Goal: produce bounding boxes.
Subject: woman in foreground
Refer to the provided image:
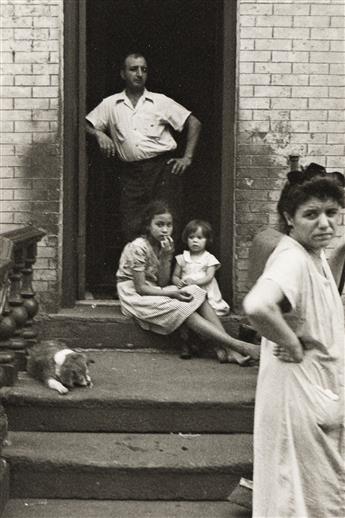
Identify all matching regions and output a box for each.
[243,167,345,517]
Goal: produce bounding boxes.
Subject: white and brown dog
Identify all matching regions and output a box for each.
[27,340,93,394]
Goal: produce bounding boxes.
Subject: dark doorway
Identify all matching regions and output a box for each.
[85,0,225,298]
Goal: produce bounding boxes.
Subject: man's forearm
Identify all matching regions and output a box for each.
[183,114,201,161]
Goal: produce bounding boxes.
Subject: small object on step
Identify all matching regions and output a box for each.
[180,343,192,359]
[227,477,253,510]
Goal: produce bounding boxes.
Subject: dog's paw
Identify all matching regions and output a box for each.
[47,378,69,394]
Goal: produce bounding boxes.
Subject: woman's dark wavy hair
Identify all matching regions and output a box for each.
[277,163,345,233]
[136,200,173,237]
[182,219,213,248]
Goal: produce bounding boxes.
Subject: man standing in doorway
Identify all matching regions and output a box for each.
[86,52,202,242]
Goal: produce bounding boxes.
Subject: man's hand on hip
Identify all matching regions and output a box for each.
[96,131,116,158]
[167,156,192,176]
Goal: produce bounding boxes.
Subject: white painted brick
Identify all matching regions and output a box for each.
[238,121,270,132]
[240,50,271,62]
[1,40,33,52]
[240,16,256,26]
[50,75,59,86]
[293,16,331,27]
[0,167,14,178]
[0,214,14,225]
[1,86,31,97]
[311,4,345,16]
[253,109,290,120]
[290,133,326,144]
[274,27,310,39]
[291,110,328,120]
[32,40,59,52]
[14,28,50,40]
[49,52,59,63]
[0,190,14,201]
[239,98,270,109]
[1,5,15,16]
[49,98,59,109]
[32,132,56,143]
[326,156,345,168]
[33,64,59,74]
[15,121,50,132]
[241,27,273,38]
[330,64,345,74]
[0,53,14,63]
[32,86,59,97]
[311,27,345,40]
[239,85,254,96]
[310,52,344,63]
[240,62,254,73]
[331,16,345,27]
[310,121,345,132]
[0,121,14,132]
[1,17,32,28]
[0,28,14,40]
[256,15,292,26]
[0,99,13,109]
[308,144,344,155]
[15,98,49,109]
[272,74,308,85]
[330,41,345,52]
[0,63,31,74]
[0,110,32,121]
[0,145,15,155]
[241,39,255,51]
[240,4,273,15]
[15,52,50,63]
[329,86,345,97]
[49,121,58,131]
[255,62,292,73]
[255,85,291,96]
[327,134,345,144]
[310,75,345,86]
[272,51,308,62]
[15,75,50,86]
[309,97,345,109]
[292,86,328,97]
[32,109,58,121]
[274,4,310,15]
[0,133,32,144]
[293,40,330,51]
[256,39,292,50]
[293,63,329,74]
[327,110,345,121]
[271,98,308,109]
[287,120,309,132]
[0,75,14,86]
[0,155,25,166]
[14,4,51,16]
[33,16,59,28]
[239,110,253,120]
[240,74,270,85]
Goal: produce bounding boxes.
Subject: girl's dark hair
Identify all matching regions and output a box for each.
[277,163,345,233]
[182,219,213,248]
[137,200,173,236]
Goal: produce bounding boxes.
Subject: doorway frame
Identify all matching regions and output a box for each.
[62,0,237,307]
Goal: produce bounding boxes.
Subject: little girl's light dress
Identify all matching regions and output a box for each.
[175,250,230,316]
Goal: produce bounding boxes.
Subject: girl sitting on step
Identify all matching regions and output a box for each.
[116,200,259,364]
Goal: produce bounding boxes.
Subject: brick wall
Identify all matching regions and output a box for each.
[0,0,63,311]
[235,0,345,309]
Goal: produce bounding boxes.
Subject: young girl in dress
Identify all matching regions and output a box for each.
[172,219,230,316]
[116,200,259,364]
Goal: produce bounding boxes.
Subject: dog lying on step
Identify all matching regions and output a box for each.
[27,340,93,394]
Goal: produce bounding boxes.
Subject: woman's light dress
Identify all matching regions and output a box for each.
[253,235,344,518]
[116,237,206,335]
[175,250,230,316]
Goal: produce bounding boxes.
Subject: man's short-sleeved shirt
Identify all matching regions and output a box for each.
[86,89,191,162]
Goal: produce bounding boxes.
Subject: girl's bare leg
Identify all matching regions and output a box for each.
[185,308,260,361]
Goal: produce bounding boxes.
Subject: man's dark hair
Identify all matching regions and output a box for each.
[121,52,147,71]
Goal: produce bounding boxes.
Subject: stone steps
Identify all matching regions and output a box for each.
[3,499,250,518]
[0,351,257,433]
[2,431,252,500]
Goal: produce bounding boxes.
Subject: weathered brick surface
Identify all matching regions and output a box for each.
[0,0,62,312]
[236,0,345,309]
